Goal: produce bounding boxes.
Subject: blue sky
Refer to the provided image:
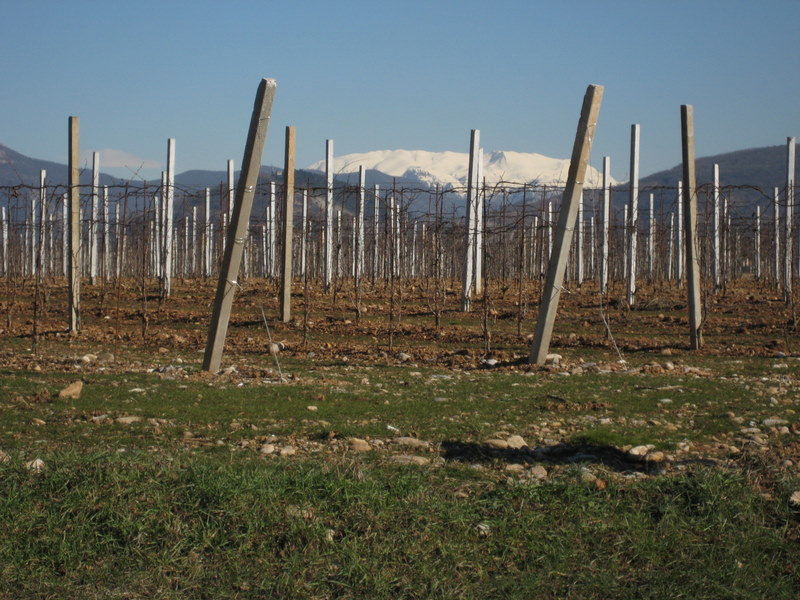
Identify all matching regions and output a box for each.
[2,0,798,181]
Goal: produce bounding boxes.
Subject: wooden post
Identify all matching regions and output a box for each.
[600,156,611,293]
[279,126,296,323]
[626,124,640,306]
[68,116,81,334]
[529,84,604,363]
[681,105,703,350]
[203,78,277,372]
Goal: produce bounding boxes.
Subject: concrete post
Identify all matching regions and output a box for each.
[356,166,365,281]
[676,182,684,284]
[324,140,334,292]
[373,184,380,281]
[785,137,795,300]
[102,185,109,281]
[279,126,295,323]
[90,152,99,284]
[0,206,6,276]
[68,117,81,334]
[268,181,277,277]
[474,150,484,296]
[713,163,721,290]
[529,84,604,363]
[162,139,175,296]
[648,193,655,280]
[600,156,611,293]
[227,159,235,221]
[300,188,308,278]
[774,187,781,288]
[576,191,584,285]
[626,124,640,305]
[203,78,276,372]
[204,188,211,277]
[755,206,761,279]
[681,105,703,350]
[461,129,479,311]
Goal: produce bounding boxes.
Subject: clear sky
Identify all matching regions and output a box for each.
[2,0,798,182]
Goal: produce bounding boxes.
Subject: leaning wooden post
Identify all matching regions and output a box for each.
[279,126,296,323]
[203,78,277,373]
[68,116,81,334]
[680,104,703,350]
[529,84,604,364]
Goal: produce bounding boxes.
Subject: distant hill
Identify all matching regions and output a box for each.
[2,142,794,219]
[631,144,797,214]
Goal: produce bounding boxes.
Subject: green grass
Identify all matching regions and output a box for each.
[1,349,799,598]
[0,452,797,599]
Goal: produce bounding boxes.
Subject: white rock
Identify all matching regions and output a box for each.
[115,416,142,425]
[347,438,372,452]
[628,445,653,457]
[530,465,548,480]
[390,454,430,466]
[58,381,84,399]
[505,435,527,449]
[259,444,276,455]
[483,439,510,450]
[545,353,562,365]
[279,446,297,457]
[392,436,429,449]
[790,491,800,506]
[25,458,45,473]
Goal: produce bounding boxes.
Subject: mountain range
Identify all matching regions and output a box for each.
[1,142,794,214]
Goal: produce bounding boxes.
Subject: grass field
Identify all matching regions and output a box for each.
[0,277,799,598]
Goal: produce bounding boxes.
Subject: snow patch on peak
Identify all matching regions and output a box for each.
[307,148,614,188]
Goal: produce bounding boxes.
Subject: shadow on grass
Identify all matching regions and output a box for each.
[440,440,671,475]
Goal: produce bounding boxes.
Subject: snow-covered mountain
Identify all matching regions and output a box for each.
[307,149,615,189]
